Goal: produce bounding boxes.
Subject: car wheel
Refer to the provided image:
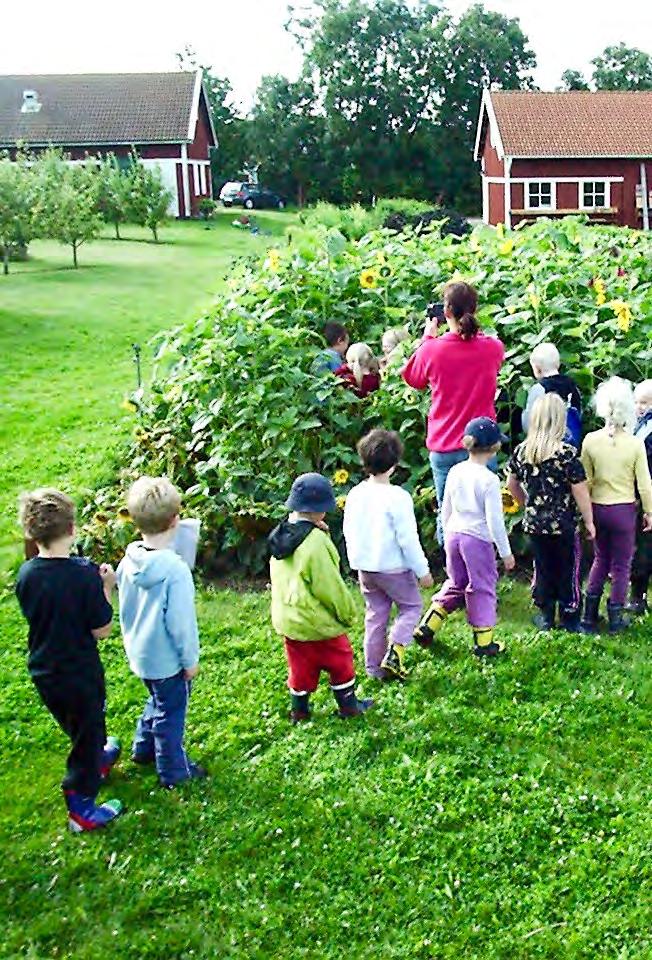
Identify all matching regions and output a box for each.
[277,199,286,210]
[222,201,232,207]
[244,198,255,210]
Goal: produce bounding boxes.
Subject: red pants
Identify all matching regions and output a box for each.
[284,634,355,694]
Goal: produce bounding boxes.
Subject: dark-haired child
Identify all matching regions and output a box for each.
[344,430,433,681]
[311,322,350,376]
[15,488,123,832]
[414,418,514,657]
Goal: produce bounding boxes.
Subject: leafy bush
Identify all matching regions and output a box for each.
[383,206,471,239]
[301,199,469,241]
[83,217,652,573]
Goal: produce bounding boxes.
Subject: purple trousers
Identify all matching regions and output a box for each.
[358,570,423,678]
[587,502,637,604]
[435,532,498,627]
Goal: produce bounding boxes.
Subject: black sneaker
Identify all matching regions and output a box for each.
[160,762,208,789]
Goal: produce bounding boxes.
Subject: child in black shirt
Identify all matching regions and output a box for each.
[15,489,124,833]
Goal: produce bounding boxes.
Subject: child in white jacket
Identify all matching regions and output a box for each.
[344,430,433,681]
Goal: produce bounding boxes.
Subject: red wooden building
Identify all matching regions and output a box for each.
[0,71,217,217]
[474,89,652,230]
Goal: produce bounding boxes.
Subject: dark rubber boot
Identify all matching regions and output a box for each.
[607,602,631,633]
[532,603,555,631]
[558,604,581,633]
[626,576,649,615]
[580,593,602,633]
[332,683,374,718]
[290,692,311,723]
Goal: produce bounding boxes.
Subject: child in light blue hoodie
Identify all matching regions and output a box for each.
[117,477,206,789]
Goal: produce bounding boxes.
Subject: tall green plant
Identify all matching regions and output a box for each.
[0,152,39,275]
[96,155,130,239]
[33,151,102,268]
[126,158,172,242]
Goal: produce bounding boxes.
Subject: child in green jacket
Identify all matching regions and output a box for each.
[269,473,374,723]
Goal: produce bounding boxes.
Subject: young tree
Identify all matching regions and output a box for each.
[558,69,590,91]
[0,153,39,275]
[34,150,102,268]
[126,159,172,242]
[96,155,130,239]
[591,43,652,91]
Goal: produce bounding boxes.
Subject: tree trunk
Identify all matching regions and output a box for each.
[2,246,8,276]
[115,222,121,240]
[297,182,304,208]
[72,242,78,268]
[152,224,158,243]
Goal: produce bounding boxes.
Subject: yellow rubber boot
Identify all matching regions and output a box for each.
[472,627,505,658]
[414,602,448,648]
[380,642,409,681]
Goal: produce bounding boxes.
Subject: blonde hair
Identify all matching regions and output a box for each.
[523,393,566,465]
[594,377,636,436]
[530,342,560,375]
[18,488,75,546]
[462,436,501,454]
[346,342,380,387]
[634,379,652,403]
[381,327,408,356]
[127,476,181,534]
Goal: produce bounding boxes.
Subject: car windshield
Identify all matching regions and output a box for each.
[222,182,244,192]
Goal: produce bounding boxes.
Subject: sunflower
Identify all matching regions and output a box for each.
[501,488,520,515]
[333,469,350,486]
[336,495,347,510]
[498,238,514,256]
[121,397,138,413]
[266,248,281,272]
[360,268,379,289]
[609,299,632,333]
[117,507,131,521]
[529,292,540,310]
[94,513,110,526]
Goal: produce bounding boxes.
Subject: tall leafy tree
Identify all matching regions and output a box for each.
[126,158,172,242]
[558,69,590,91]
[96,155,130,239]
[591,43,652,90]
[34,151,102,268]
[0,152,39,275]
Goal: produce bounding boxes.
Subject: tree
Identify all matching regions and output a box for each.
[0,153,39,275]
[126,159,172,242]
[34,151,102,268]
[591,43,652,91]
[96,155,130,239]
[558,69,590,91]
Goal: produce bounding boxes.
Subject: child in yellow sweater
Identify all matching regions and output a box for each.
[581,378,652,632]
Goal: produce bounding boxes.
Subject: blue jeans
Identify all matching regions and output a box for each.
[430,450,498,545]
[133,671,192,785]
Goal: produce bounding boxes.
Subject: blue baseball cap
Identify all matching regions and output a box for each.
[286,473,336,513]
[464,417,509,446]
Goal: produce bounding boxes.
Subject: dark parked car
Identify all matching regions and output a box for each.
[219,181,286,210]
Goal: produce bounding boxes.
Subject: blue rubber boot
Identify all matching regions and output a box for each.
[100,736,122,781]
[64,790,124,833]
[332,682,374,718]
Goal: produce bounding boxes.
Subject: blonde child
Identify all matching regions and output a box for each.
[380,327,409,369]
[335,342,381,398]
[414,417,514,658]
[629,380,652,612]
[343,429,433,682]
[581,378,652,632]
[508,394,594,632]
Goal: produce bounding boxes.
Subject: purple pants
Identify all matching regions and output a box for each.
[358,570,423,678]
[435,532,498,627]
[587,502,637,604]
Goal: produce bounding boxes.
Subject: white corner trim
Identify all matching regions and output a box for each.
[180,143,191,217]
[504,157,512,229]
[641,163,650,230]
[481,174,489,224]
[473,88,505,163]
[187,69,203,142]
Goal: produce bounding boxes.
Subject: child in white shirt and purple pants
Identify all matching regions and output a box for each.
[414,417,515,657]
[344,430,433,681]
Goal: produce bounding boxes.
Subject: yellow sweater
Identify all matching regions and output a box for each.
[581,429,652,511]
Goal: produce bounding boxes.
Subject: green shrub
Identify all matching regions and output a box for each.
[83,217,652,573]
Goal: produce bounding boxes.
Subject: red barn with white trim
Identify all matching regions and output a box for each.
[474,89,652,231]
[0,71,217,218]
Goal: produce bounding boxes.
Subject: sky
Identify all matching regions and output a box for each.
[2,0,651,110]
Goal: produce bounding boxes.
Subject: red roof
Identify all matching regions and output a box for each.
[479,90,652,159]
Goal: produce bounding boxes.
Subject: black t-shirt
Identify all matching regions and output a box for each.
[508,442,586,536]
[15,556,112,678]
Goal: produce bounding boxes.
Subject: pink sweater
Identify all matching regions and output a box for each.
[402,332,504,453]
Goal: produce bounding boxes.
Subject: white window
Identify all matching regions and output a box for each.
[192,163,200,196]
[581,180,609,209]
[526,181,555,210]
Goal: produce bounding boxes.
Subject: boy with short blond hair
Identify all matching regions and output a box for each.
[117,476,206,788]
[15,488,123,832]
[522,342,582,442]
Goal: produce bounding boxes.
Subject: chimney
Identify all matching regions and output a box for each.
[21,90,42,114]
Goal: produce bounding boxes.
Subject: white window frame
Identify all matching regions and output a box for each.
[199,164,206,194]
[524,180,556,211]
[192,163,200,196]
[580,179,610,210]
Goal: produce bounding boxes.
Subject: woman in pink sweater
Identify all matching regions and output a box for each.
[402,282,504,543]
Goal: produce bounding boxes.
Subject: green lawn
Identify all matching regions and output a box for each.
[0,217,651,959]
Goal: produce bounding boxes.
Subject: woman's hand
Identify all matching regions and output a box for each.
[423,317,439,339]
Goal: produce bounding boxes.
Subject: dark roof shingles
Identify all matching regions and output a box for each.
[0,72,197,146]
[490,90,652,158]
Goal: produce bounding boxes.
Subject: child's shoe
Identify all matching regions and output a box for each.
[472,627,505,658]
[558,604,581,633]
[160,762,208,790]
[332,682,374,718]
[64,790,123,833]
[532,603,555,631]
[413,602,448,647]
[100,736,122,781]
[380,642,408,681]
[290,692,311,723]
[580,593,602,633]
[607,602,631,633]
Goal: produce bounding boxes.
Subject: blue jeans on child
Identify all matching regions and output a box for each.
[430,450,498,545]
[133,671,192,785]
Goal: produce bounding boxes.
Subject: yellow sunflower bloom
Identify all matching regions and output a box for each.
[501,489,520,515]
[121,398,138,413]
[333,469,350,486]
[529,292,541,309]
[609,299,632,333]
[266,249,281,272]
[596,292,607,306]
[499,238,514,256]
[507,305,517,315]
[360,269,379,289]
[336,495,347,510]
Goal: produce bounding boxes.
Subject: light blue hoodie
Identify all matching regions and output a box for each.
[117,542,199,680]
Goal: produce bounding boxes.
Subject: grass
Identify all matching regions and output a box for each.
[0,216,651,959]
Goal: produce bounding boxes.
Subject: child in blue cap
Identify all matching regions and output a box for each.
[268,473,374,722]
[414,418,515,657]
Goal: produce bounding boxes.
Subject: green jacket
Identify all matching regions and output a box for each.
[269,521,357,641]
